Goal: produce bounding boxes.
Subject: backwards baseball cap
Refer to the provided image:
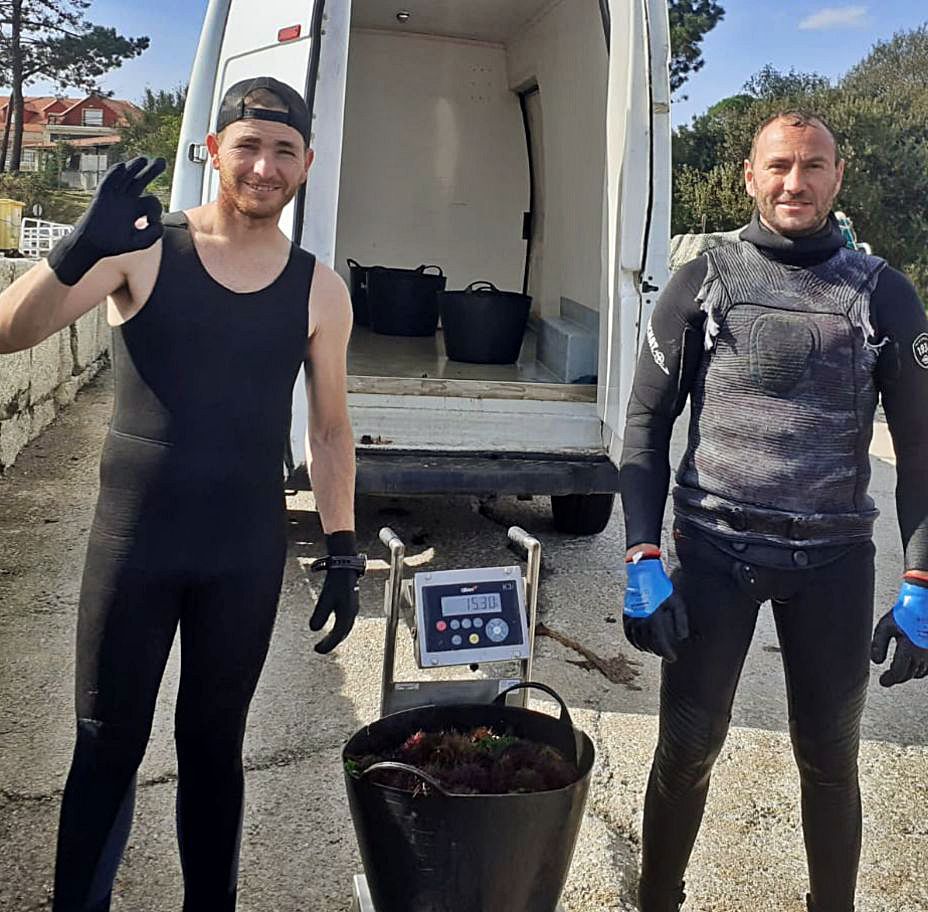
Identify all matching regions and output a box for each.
[215,76,311,146]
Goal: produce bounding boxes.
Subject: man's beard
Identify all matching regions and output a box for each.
[758,195,835,238]
[218,169,299,221]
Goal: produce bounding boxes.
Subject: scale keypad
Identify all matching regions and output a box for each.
[415,567,529,668]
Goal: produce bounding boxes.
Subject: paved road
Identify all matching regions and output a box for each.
[1,371,925,911]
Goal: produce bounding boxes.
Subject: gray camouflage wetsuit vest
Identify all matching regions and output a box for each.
[673,241,887,547]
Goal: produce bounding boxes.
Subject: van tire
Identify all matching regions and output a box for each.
[550,493,615,535]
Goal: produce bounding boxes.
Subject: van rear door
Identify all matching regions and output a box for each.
[171,0,329,247]
[598,0,672,465]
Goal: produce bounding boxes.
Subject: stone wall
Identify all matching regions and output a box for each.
[0,259,110,471]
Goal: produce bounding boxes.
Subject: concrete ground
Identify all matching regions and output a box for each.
[0,370,925,911]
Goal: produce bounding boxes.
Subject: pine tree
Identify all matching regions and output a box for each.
[0,0,148,171]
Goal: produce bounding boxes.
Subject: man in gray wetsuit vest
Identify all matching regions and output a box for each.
[618,112,928,911]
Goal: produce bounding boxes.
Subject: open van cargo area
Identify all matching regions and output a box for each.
[335,0,609,396]
[172,0,671,529]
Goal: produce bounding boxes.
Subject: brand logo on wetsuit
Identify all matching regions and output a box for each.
[914,333,928,370]
[647,317,670,376]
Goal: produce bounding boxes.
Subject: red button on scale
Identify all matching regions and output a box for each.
[436,620,448,632]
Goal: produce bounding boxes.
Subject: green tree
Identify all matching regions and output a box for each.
[0,0,149,171]
[113,86,186,196]
[40,136,73,186]
[842,25,928,100]
[742,64,831,101]
[669,0,726,96]
[673,161,753,234]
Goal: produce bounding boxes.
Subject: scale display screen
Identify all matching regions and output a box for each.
[441,593,502,617]
[415,566,528,668]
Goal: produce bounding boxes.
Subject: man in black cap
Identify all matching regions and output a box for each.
[619,111,928,911]
[0,77,361,910]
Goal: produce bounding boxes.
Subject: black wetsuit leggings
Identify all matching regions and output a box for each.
[640,527,875,912]
[52,535,284,912]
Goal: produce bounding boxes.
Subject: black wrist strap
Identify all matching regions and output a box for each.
[310,554,367,576]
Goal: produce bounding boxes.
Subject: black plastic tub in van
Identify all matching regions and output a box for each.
[346,258,372,325]
[438,280,532,364]
[343,683,594,912]
[367,264,446,336]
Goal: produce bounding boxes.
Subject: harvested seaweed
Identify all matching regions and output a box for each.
[346,725,579,795]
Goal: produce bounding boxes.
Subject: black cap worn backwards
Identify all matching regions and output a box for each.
[215,76,311,146]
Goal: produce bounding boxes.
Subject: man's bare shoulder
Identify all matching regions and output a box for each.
[182,203,220,234]
[309,260,351,335]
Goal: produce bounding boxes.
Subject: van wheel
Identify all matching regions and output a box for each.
[550,493,616,535]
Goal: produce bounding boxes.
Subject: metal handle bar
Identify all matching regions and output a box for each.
[380,526,403,549]
[508,526,536,555]
[380,527,406,717]
[506,527,542,703]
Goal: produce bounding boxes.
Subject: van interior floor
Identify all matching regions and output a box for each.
[347,325,595,400]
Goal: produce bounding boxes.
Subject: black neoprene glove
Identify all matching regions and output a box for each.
[309,531,364,654]
[47,156,166,286]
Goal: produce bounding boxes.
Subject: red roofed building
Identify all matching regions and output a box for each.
[0,93,142,189]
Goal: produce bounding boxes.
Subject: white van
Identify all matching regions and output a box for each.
[171,0,671,534]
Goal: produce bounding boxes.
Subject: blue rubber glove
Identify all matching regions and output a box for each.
[623,557,689,662]
[871,580,928,687]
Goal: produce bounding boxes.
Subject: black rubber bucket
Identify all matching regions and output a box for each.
[368,264,446,336]
[346,258,372,325]
[438,281,532,364]
[343,683,595,912]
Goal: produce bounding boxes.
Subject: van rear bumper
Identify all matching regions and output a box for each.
[288,450,620,496]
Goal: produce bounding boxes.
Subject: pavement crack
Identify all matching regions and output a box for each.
[536,622,641,689]
[476,497,508,529]
[1,787,61,804]
[0,742,347,805]
[137,740,347,789]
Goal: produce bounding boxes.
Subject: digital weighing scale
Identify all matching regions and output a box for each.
[351,525,565,912]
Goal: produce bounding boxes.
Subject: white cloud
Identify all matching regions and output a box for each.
[799,5,869,30]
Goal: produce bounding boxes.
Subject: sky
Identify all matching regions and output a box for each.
[672,1,927,125]
[19,1,928,127]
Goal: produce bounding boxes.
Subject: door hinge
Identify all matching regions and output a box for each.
[522,211,533,241]
[187,143,208,164]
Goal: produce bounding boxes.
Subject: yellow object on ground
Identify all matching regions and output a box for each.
[0,198,24,251]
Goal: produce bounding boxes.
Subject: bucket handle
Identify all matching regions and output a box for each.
[465,280,499,293]
[359,761,451,796]
[416,264,444,276]
[493,682,574,729]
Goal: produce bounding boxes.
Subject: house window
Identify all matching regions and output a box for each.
[82,108,104,126]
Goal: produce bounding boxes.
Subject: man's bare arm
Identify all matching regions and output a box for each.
[305,262,356,533]
[0,157,166,354]
[0,257,128,354]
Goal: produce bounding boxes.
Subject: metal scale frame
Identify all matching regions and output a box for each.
[351,525,564,912]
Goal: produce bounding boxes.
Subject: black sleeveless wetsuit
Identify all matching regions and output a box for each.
[53,214,315,912]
